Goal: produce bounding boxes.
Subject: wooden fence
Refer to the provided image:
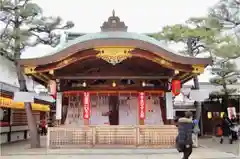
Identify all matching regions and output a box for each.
[47,125,178,148]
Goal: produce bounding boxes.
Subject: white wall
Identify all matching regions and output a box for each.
[0,55,46,92]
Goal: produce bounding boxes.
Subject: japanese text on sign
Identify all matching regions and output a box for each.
[138,92,146,120]
[83,92,90,119]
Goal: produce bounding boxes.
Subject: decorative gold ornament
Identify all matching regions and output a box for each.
[112,81,117,87]
[24,66,36,74]
[82,81,87,87]
[95,47,134,65]
[49,70,54,75]
[56,57,76,68]
[160,59,166,64]
[152,58,173,68]
[174,70,179,74]
[192,65,204,74]
[142,81,146,87]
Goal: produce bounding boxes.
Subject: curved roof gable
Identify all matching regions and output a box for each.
[19,11,212,66]
[45,31,184,57]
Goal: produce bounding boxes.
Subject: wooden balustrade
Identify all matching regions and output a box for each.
[47,125,178,148]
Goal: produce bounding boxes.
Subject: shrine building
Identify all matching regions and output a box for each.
[18,11,212,148]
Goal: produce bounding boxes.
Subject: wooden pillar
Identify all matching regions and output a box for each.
[159,97,167,124]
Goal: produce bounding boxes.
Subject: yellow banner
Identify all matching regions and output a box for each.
[0,96,50,112]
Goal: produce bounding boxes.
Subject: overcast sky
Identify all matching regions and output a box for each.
[22,0,220,84]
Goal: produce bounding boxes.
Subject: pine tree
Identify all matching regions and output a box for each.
[0,0,74,148]
[210,59,239,108]
[208,0,240,59]
[209,0,240,31]
[148,17,219,134]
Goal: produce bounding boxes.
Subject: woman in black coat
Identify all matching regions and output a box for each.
[176,111,194,159]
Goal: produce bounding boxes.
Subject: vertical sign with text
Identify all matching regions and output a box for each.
[83,92,90,119]
[227,107,236,119]
[56,92,62,120]
[138,92,146,120]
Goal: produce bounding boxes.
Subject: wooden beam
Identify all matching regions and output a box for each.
[32,74,48,84]
[63,90,164,95]
[60,85,167,92]
[38,73,51,81]
[57,76,170,80]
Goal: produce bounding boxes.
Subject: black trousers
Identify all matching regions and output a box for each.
[182,144,192,159]
[41,127,47,135]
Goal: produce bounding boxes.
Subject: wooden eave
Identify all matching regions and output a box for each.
[19,38,212,87]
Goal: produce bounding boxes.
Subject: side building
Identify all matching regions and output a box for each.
[0,55,54,144]
[174,81,240,135]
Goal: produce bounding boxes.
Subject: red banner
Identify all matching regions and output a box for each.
[138,92,146,120]
[83,92,90,119]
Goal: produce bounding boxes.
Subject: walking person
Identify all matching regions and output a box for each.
[41,117,47,136]
[176,111,194,159]
[230,116,238,142]
[220,114,233,144]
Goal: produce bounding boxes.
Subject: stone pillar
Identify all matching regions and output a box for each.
[56,92,62,121]
[165,92,174,124]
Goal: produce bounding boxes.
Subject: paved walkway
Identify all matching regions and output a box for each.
[0,137,239,159]
[199,137,239,155]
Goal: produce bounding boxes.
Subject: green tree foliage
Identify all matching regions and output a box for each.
[148,17,219,134]
[212,38,240,59]
[0,0,74,148]
[148,17,220,56]
[209,0,240,30]
[0,0,74,60]
[208,0,240,59]
[209,59,239,107]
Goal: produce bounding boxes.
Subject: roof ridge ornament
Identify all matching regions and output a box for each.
[112,9,115,17]
[100,10,128,32]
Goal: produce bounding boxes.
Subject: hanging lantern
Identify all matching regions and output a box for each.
[171,80,181,96]
[220,112,225,118]
[207,112,212,119]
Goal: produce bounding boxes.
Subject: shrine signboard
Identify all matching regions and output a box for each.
[83,92,90,119]
[138,92,146,120]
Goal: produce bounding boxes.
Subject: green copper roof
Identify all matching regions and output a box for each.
[42,31,183,57]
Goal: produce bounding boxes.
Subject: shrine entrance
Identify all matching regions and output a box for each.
[108,95,119,125]
[61,90,165,126]
[19,11,212,148]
